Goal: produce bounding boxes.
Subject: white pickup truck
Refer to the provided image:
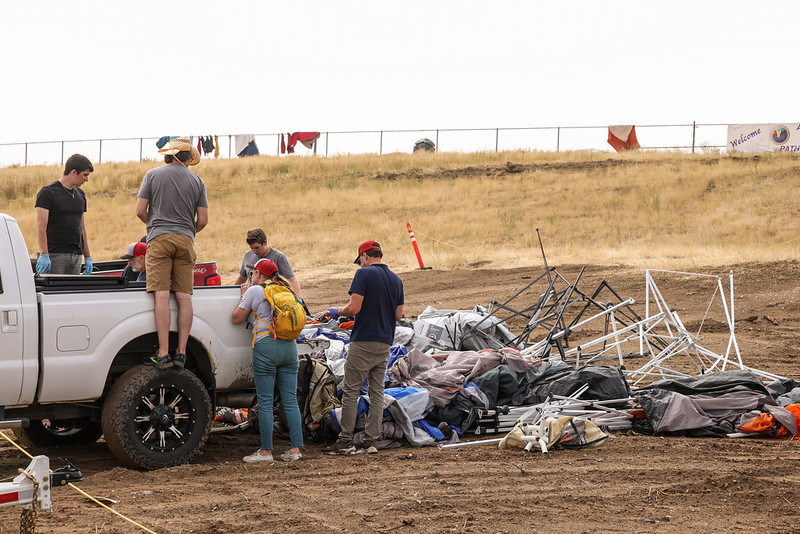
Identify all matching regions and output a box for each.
[0,212,265,469]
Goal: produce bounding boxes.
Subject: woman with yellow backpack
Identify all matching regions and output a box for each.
[232,259,305,462]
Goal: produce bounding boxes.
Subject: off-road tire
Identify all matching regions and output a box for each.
[102,365,212,470]
[19,418,103,447]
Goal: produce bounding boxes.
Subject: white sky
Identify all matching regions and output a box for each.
[0,1,796,150]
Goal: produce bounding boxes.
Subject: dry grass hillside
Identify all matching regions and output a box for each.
[2,150,799,282]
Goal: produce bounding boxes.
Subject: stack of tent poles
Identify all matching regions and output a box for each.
[442,385,634,452]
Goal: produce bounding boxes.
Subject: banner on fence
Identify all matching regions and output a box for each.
[607,125,640,152]
[727,123,800,153]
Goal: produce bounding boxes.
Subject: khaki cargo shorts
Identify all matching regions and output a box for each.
[145,233,196,294]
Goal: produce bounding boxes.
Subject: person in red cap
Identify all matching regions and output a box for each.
[322,240,404,456]
[231,258,304,463]
[120,241,147,282]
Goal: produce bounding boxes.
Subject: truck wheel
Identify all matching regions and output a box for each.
[21,418,103,447]
[102,366,212,470]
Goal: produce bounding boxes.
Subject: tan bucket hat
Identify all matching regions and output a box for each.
[158,137,201,166]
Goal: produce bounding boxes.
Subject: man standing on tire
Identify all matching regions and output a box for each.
[136,138,208,369]
[323,240,404,455]
[34,154,94,275]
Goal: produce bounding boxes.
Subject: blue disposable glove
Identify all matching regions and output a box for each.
[328,307,339,320]
[82,257,93,275]
[35,254,51,274]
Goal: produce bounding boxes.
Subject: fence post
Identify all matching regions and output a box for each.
[435,130,439,152]
[495,128,499,152]
[380,130,383,155]
[98,139,102,164]
[61,141,64,166]
[228,135,232,158]
[325,132,329,158]
[139,138,143,161]
[556,127,561,152]
[24,143,28,167]
[692,121,696,153]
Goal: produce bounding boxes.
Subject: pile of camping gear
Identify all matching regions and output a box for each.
[217,266,800,451]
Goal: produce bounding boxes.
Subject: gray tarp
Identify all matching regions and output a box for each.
[632,370,798,436]
[513,365,631,406]
[472,359,572,407]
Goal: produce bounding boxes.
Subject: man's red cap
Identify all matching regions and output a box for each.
[354,240,381,264]
[120,241,147,259]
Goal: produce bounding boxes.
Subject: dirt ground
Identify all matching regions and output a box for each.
[2,261,800,533]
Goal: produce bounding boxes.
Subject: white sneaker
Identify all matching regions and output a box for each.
[243,450,274,463]
[280,451,302,462]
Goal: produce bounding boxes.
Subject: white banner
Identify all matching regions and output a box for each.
[727,123,800,152]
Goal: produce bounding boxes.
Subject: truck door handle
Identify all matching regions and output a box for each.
[3,310,18,327]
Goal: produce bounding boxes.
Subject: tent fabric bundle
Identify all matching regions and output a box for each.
[513,365,631,406]
[765,378,800,406]
[416,305,519,351]
[498,416,608,450]
[386,348,539,408]
[607,125,640,151]
[631,370,796,437]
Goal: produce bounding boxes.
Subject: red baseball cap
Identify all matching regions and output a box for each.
[120,241,147,259]
[354,240,381,264]
[249,258,278,277]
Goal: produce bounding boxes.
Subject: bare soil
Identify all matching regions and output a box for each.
[2,261,800,533]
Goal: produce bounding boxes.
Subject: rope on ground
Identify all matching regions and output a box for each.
[417,231,800,258]
[0,430,158,534]
[754,235,800,253]
[412,230,473,254]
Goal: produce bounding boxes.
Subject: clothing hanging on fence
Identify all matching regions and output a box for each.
[156,136,178,149]
[280,134,286,154]
[200,136,215,155]
[235,134,260,157]
[284,132,320,154]
[214,135,219,158]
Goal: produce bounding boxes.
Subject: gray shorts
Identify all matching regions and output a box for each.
[48,253,81,275]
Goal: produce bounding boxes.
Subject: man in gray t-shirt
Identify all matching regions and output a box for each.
[135,137,208,370]
[233,228,302,297]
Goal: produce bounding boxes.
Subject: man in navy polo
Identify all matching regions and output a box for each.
[323,240,404,455]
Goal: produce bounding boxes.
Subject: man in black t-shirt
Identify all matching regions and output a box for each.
[34,154,94,275]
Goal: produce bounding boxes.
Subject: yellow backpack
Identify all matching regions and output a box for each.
[251,282,307,344]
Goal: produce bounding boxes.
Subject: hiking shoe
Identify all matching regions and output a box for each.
[144,352,172,370]
[243,450,274,463]
[280,451,302,462]
[363,441,378,455]
[172,353,187,370]
[323,439,361,455]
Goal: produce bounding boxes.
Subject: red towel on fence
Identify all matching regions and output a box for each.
[286,132,320,153]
